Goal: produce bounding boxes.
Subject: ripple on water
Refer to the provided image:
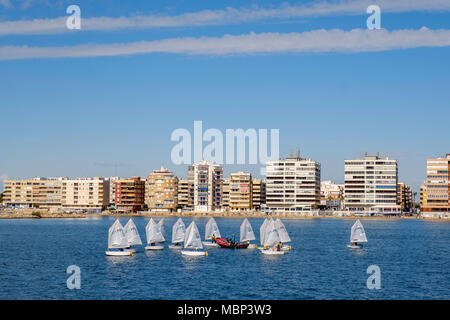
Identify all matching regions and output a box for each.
[0,217,448,299]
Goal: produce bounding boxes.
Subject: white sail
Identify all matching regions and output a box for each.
[275,219,291,243]
[172,218,186,244]
[350,220,368,243]
[108,219,128,249]
[263,220,281,248]
[263,218,275,245]
[260,218,269,245]
[205,218,221,240]
[184,222,204,250]
[240,218,256,243]
[146,218,165,244]
[124,218,143,246]
[157,218,165,237]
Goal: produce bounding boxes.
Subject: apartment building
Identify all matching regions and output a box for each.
[222,178,230,209]
[145,167,178,213]
[3,177,66,208]
[320,180,344,209]
[420,184,426,209]
[177,178,193,210]
[344,154,400,214]
[115,177,145,212]
[229,172,252,212]
[61,178,109,212]
[252,179,266,210]
[265,154,321,213]
[397,182,413,212]
[107,177,120,207]
[421,154,450,216]
[189,160,223,212]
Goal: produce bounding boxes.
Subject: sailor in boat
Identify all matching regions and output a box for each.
[211,235,216,243]
[276,242,282,251]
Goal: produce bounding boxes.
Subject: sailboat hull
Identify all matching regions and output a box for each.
[146,245,164,251]
[215,238,250,249]
[347,244,363,249]
[202,241,219,247]
[181,250,208,257]
[261,249,285,255]
[105,250,133,256]
[169,244,183,249]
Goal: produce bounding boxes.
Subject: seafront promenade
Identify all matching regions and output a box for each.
[1,208,447,221]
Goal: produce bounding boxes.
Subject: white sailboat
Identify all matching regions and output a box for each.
[348,220,368,249]
[145,218,165,250]
[181,222,208,257]
[124,218,143,252]
[259,218,269,247]
[105,219,133,256]
[261,219,284,255]
[240,218,257,249]
[275,219,292,252]
[157,218,165,234]
[259,218,275,251]
[203,217,221,247]
[169,218,186,249]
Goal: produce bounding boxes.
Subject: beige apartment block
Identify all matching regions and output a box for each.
[252,179,266,210]
[229,172,253,212]
[266,154,321,213]
[222,178,230,209]
[320,180,344,209]
[321,180,344,200]
[3,177,66,208]
[177,178,193,210]
[61,178,109,212]
[145,167,178,213]
[420,184,426,208]
[421,154,450,215]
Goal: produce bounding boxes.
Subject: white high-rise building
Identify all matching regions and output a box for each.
[265,154,321,213]
[344,154,400,214]
[188,160,223,212]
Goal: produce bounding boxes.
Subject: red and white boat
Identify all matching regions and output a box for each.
[215,237,250,249]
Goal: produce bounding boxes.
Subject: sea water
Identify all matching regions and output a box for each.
[0,217,448,300]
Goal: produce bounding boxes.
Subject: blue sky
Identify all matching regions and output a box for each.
[1,0,450,193]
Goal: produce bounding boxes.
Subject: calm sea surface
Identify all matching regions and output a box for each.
[0,217,448,300]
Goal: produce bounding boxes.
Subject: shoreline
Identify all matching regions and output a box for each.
[0,213,87,219]
[1,210,448,222]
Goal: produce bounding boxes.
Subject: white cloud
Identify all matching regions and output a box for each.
[0,27,449,60]
[1,0,450,35]
[0,0,12,8]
